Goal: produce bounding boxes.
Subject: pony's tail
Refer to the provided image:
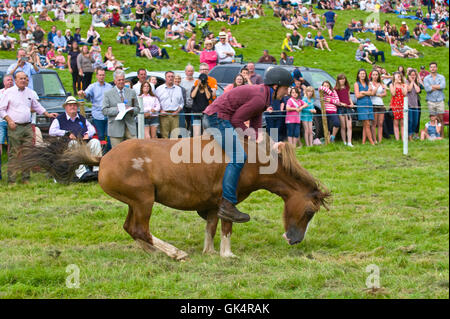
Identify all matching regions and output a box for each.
[11,137,102,183]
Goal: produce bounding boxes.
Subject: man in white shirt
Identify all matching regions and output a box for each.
[0,74,13,180]
[215,31,235,64]
[132,69,148,95]
[155,71,184,138]
[49,96,101,182]
[180,64,196,133]
[0,29,16,51]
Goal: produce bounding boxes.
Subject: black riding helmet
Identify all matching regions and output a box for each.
[264,67,294,87]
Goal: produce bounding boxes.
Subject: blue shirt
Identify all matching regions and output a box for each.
[84,81,113,120]
[324,11,336,23]
[423,73,446,102]
[53,35,67,49]
[47,31,57,43]
[7,61,39,90]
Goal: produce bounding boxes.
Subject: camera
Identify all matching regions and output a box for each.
[199,73,208,85]
[20,56,29,62]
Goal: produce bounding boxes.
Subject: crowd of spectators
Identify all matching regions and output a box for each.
[0,0,448,183]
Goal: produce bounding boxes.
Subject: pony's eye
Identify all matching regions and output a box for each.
[305,210,315,218]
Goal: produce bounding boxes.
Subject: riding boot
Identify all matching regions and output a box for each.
[218,198,250,223]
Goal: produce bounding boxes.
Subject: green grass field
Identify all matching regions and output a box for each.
[0,5,449,299]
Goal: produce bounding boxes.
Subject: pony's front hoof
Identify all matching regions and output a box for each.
[220,251,238,258]
[202,248,217,255]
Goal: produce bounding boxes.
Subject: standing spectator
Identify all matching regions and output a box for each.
[323,9,337,40]
[155,71,184,139]
[215,31,235,64]
[406,69,422,141]
[301,86,316,147]
[77,45,95,90]
[319,81,341,143]
[195,63,218,99]
[224,74,246,93]
[140,81,161,139]
[389,72,408,141]
[48,96,102,182]
[102,69,139,148]
[132,69,149,96]
[174,74,188,136]
[68,41,82,95]
[369,70,387,144]
[0,72,57,184]
[191,73,212,137]
[199,39,218,70]
[258,49,277,64]
[247,62,263,85]
[78,68,113,151]
[424,62,446,124]
[355,68,375,145]
[335,74,354,147]
[419,65,430,82]
[285,87,305,147]
[180,64,196,133]
[7,48,40,90]
[0,74,14,180]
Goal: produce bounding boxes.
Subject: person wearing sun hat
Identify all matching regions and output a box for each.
[214,31,235,64]
[49,96,102,182]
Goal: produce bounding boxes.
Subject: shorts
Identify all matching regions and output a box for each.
[0,121,7,144]
[326,22,335,29]
[327,112,340,129]
[337,106,354,116]
[373,105,386,114]
[145,116,159,126]
[286,123,301,138]
[427,100,445,116]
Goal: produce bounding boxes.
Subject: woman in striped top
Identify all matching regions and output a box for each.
[319,81,341,143]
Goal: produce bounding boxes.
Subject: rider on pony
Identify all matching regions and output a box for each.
[203,67,293,223]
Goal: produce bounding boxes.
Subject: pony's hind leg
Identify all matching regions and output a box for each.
[202,210,219,254]
[220,220,237,258]
[128,199,188,261]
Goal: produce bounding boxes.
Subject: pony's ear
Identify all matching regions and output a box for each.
[273,142,285,154]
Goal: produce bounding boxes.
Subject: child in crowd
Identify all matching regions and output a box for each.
[54,48,66,69]
[301,86,316,147]
[420,114,443,141]
[285,87,305,147]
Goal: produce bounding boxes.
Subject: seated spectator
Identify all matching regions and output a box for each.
[226,29,244,48]
[92,9,106,28]
[172,21,187,40]
[55,48,66,69]
[116,26,130,45]
[291,29,303,50]
[418,28,434,47]
[355,44,373,64]
[344,23,360,43]
[111,8,126,28]
[46,45,57,66]
[258,49,277,64]
[104,46,124,71]
[0,29,16,50]
[90,39,104,69]
[420,114,443,141]
[363,39,385,63]
[279,51,293,65]
[64,29,74,51]
[183,33,200,55]
[54,7,65,21]
[304,32,316,47]
[121,3,132,21]
[136,38,152,59]
[281,33,293,52]
[375,25,386,42]
[12,14,25,33]
[39,7,53,22]
[399,21,410,42]
[422,14,433,29]
[49,96,101,182]
[165,24,180,41]
[397,42,420,58]
[315,31,332,51]
[431,28,446,47]
[148,40,170,59]
[27,15,37,33]
[390,39,407,57]
[53,30,68,52]
[199,40,217,71]
[87,26,102,45]
[228,12,239,25]
[35,44,52,68]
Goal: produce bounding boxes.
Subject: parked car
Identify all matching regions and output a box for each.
[0,59,70,132]
[209,63,361,138]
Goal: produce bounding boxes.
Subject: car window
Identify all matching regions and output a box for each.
[303,71,336,89]
[209,66,241,84]
[33,73,66,96]
[255,68,265,79]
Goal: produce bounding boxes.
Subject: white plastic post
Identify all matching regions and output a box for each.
[403,96,408,155]
[137,96,145,139]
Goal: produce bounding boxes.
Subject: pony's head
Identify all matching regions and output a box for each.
[275,142,331,245]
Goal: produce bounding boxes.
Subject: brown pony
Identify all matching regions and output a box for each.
[16,135,331,260]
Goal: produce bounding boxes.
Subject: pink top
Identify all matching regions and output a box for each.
[319,86,340,114]
[141,94,161,116]
[55,55,66,66]
[0,85,46,123]
[200,50,218,70]
[285,97,304,124]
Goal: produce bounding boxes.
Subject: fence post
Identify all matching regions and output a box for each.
[403,96,408,155]
[137,96,145,139]
[319,90,330,144]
